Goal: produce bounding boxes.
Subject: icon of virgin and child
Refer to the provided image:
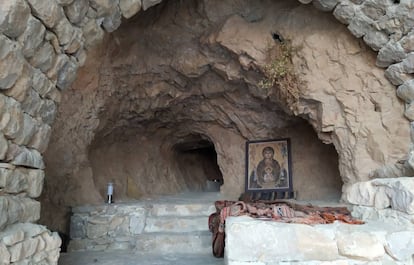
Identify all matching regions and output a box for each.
[249,145,288,189]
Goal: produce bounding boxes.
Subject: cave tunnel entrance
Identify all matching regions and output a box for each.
[173,134,224,192]
[39,0,357,236]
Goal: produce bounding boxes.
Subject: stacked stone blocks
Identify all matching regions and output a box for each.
[0,223,61,265]
[68,201,215,254]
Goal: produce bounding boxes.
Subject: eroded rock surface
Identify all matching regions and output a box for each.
[41,0,409,233]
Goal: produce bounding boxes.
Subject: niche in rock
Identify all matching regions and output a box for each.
[88,129,225,202]
[40,0,375,234]
[173,134,223,192]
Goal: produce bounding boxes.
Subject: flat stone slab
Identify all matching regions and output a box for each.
[135,231,211,254]
[225,216,414,264]
[149,203,216,217]
[58,251,224,265]
[144,216,208,233]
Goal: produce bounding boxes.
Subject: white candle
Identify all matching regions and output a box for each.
[107,183,113,196]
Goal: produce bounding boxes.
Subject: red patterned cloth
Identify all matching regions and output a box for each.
[208,200,364,258]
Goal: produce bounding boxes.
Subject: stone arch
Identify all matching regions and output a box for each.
[0,0,413,263]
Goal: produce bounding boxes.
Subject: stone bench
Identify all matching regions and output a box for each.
[225,212,414,265]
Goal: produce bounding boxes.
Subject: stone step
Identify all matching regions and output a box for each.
[68,193,225,253]
[149,202,216,217]
[58,251,224,265]
[135,231,212,254]
[144,216,209,233]
[68,231,213,254]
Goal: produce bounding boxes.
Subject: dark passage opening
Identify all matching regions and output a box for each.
[173,135,223,192]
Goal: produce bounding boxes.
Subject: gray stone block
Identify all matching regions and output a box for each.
[1,96,24,140]
[26,0,64,28]
[0,242,10,265]
[86,222,110,239]
[400,30,414,52]
[119,0,142,19]
[385,63,412,86]
[0,196,41,230]
[363,30,389,51]
[64,0,89,25]
[82,18,105,49]
[142,0,162,11]
[385,231,414,261]
[29,41,56,74]
[64,27,83,54]
[69,215,87,239]
[38,99,57,125]
[404,103,414,122]
[0,0,31,38]
[13,114,38,146]
[397,79,414,103]
[4,167,28,194]
[0,197,8,230]
[144,216,208,233]
[0,132,7,160]
[226,216,339,263]
[0,227,24,246]
[52,17,75,46]
[134,231,211,254]
[361,1,386,20]
[18,16,46,59]
[347,15,372,38]
[377,41,407,68]
[0,36,24,90]
[333,2,356,25]
[25,168,45,198]
[10,145,45,169]
[4,63,33,103]
[102,6,122,33]
[90,0,119,17]
[41,231,61,251]
[312,0,339,12]
[401,52,414,73]
[21,89,42,117]
[27,123,51,153]
[149,203,215,217]
[129,213,146,235]
[337,231,385,260]
[32,69,53,98]
[56,57,79,90]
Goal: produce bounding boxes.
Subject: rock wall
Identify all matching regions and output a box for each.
[0,0,413,263]
[41,0,412,235]
[41,1,345,232]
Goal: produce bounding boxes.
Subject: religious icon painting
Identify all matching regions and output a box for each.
[245,138,293,193]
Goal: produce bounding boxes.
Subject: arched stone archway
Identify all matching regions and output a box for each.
[0,0,413,263]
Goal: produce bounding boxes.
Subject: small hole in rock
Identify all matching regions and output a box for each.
[272,32,284,43]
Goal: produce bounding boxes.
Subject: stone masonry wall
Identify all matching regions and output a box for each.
[67,201,215,253]
[0,0,413,263]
